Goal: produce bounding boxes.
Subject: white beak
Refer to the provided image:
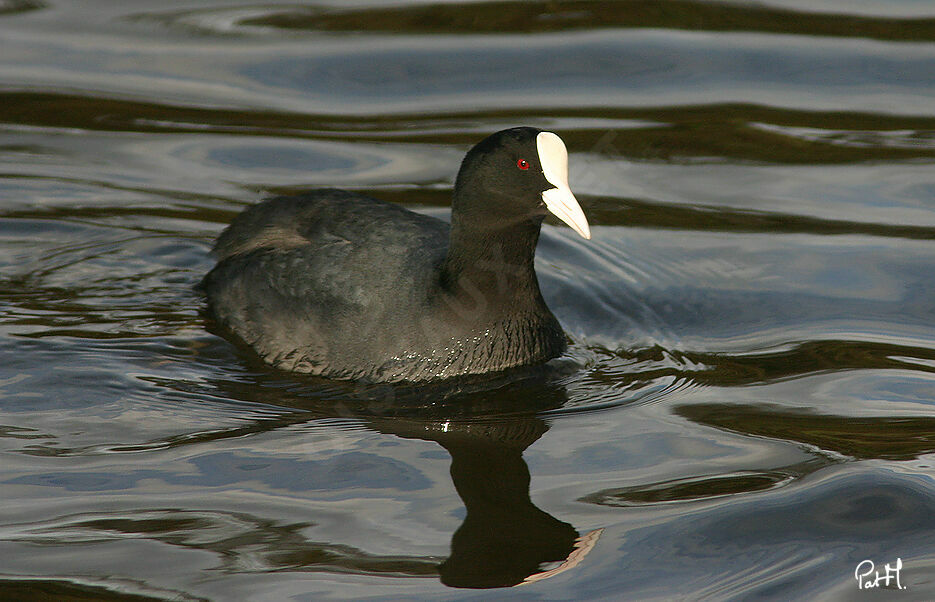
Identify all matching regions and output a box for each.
[537,131,591,240]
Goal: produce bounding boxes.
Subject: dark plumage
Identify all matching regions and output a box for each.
[201,127,591,382]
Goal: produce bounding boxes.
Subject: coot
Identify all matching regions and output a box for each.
[202,127,591,382]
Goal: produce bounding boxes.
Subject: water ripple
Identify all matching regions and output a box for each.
[139,1,935,42]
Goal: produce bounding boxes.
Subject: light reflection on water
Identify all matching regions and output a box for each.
[1,0,935,599]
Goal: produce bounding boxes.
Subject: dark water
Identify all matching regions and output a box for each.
[2,0,935,599]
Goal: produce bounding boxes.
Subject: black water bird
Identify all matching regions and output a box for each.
[201,127,591,382]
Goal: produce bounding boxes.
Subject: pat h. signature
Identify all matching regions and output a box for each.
[855,558,907,590]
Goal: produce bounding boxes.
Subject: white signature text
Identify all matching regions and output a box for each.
[855,558,906,590]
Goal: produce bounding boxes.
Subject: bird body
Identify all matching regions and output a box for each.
[202,128,590,383]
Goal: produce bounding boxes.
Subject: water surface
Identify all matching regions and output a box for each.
[2,1,935,599]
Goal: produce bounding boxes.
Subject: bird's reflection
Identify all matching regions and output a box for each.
[40,360,599,588]
[223,366,599,588]
[24,396,600,589]
[371,412,582,588]
[336,370,598,588]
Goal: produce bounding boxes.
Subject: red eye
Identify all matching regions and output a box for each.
[517,158,529,170]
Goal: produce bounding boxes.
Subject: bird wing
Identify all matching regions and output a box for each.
[201,190,448,374]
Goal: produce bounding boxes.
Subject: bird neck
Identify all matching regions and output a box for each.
[441,212,546,311]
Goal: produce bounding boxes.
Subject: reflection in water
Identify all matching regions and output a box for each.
[581,465,813,507]
[9,507,438,579]
[676,403,935,461]
[3,92,935,166]
[238,1,935,41]
[614,340,935,389]
[0,577,191,602]
[6,383,596,589]
[319,384,601,588]
[382,416,582,588]
[0,0,43,17]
